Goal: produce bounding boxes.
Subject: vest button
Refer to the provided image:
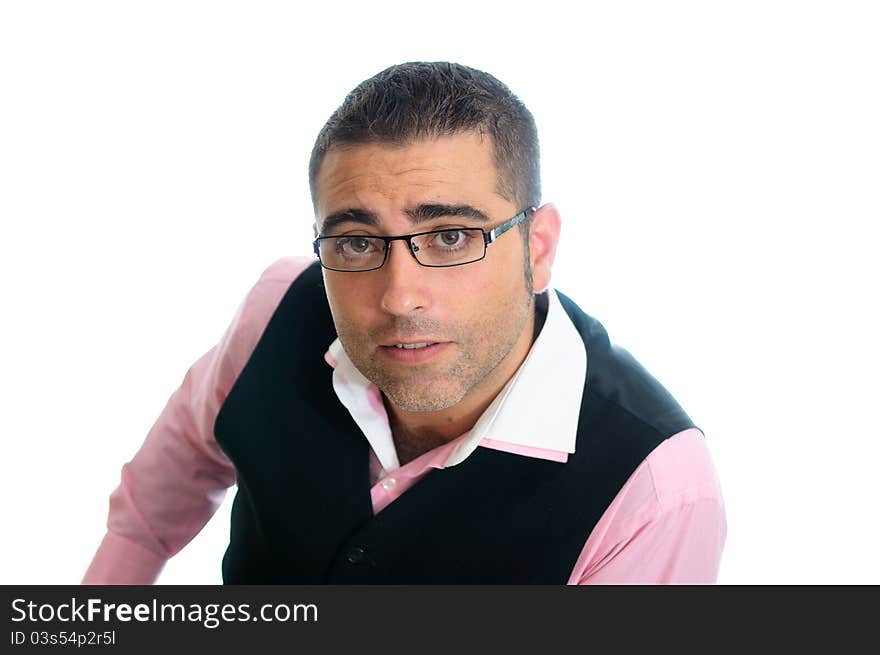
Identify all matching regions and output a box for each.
[346,546,368,564]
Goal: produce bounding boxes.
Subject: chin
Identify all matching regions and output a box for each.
[382,382,465,413]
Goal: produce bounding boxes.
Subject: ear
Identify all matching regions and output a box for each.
[312,222,318,238]
[528,203,562,293]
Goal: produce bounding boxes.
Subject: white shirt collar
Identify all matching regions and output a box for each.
[326,288,587,470]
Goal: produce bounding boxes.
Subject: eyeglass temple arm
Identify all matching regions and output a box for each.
[485,207,537,244]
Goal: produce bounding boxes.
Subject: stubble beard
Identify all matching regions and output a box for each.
[336,262,536,413]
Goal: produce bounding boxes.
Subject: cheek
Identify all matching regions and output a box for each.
[453,271,515,321]
[324,276,366,328]
[485,247,526,293]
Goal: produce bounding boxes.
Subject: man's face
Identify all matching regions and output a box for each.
[314,131,535,413]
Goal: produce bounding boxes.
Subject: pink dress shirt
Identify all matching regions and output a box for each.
[82,256,727,585]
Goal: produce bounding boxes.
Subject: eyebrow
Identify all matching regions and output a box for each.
[319,209,379,235]
[319,203,490,235]
[405,203,491,224]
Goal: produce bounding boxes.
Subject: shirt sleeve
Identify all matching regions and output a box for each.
[569,428,728,585]
[81,256,315,584]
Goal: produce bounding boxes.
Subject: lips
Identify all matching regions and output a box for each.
[379,338,447,348]
[378,341,452,364]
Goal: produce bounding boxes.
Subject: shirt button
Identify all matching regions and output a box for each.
[346,546,367,564]
[381,477,397,491]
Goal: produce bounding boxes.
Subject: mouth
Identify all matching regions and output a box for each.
[388,341,437,350]
[378,341,452,364]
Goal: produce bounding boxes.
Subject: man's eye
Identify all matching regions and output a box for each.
[434,230,466,247]
[339,237,374,254]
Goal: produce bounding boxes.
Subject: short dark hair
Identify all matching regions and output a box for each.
[308,62,541,241]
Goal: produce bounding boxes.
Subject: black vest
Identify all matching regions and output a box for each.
[214,261,697,583]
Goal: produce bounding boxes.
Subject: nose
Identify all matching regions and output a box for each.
[379,239,431,316]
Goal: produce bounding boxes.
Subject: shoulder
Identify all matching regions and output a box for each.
[253,255,317,286]
[568,427,727,583]
[238,255,316,317]
[224,256,318,369]
[646,428,724,510]
[610,428,726,533]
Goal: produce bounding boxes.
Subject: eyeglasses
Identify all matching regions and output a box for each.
[313,207,536,273]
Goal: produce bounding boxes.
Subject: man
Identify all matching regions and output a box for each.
[83,62,726,584]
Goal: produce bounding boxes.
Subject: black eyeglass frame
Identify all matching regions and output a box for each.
[312,206,537,272]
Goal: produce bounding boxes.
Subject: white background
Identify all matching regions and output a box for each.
[1,1,877,585]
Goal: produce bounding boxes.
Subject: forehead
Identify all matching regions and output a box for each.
[314,132,509,224]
